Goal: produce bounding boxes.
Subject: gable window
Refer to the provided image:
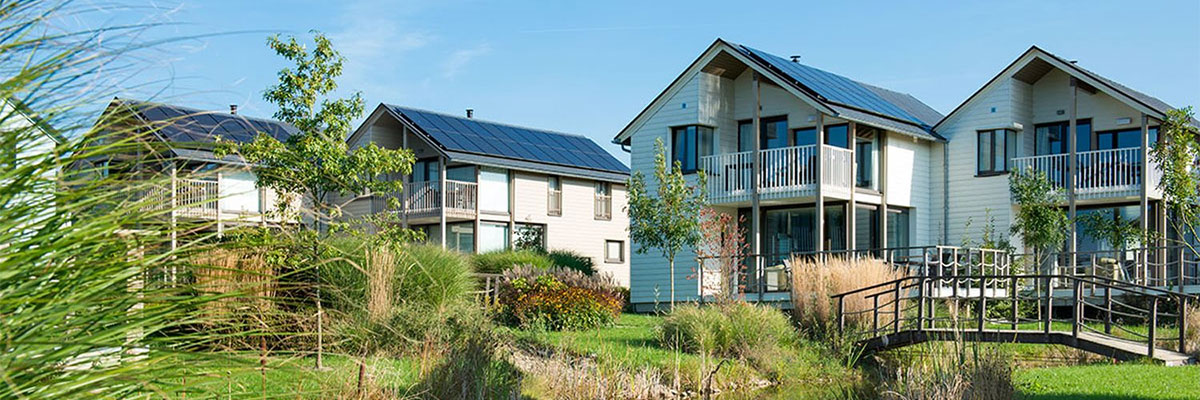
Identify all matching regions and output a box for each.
[605,240,624,263]
[977,129,1015,175]
[594,182,612,220]
[547,176,562,216]
[671,125,713,173]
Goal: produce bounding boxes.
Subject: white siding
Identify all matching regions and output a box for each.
[886,133,936,246]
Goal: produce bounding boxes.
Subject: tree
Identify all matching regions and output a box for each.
[694,207,747,303]
[1009,168,1069,270]
[230,32,414,229]
[1151,106,1200,258]
[626,137,707,308]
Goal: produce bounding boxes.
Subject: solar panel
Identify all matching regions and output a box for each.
[737,45,922,125]
[390,105,628,174]
[120,99,299,145]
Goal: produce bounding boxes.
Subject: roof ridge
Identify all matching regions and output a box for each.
[115,97,296,128]
[385,104,593,140]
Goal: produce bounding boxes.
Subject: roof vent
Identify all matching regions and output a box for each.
[1069,60,1078,64]
[230,104,238,115]
[466,108,474,119]
[790,55,801,63]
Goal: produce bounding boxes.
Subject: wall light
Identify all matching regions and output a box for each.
[1116,117,1132,125]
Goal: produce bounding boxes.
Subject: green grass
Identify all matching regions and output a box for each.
[1016,364,1200,399]
[183,354,421,398]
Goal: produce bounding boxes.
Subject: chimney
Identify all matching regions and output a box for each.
[790,55,801,63]
[230,104,238,114]
[466,108,474,119]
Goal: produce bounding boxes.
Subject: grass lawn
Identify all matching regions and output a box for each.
[1016,364,1200,399]
[182,354,421,398]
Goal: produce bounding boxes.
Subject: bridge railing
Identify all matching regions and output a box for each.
[832,274,1197,358]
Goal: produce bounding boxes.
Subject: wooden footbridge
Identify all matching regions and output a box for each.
[827,246,1198,365]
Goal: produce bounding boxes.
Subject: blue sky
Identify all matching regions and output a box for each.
[88,0,1200,164]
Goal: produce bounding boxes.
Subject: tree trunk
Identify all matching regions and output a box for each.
[669,256,676,309]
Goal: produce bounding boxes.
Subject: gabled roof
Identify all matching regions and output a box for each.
[935,46,1199,131]
[380,105,630,182]
[110,98,298,145]
[615,39,943,145]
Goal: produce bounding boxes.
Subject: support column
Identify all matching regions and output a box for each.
[879,131,889,251]
[216,170,224,237]
[508,171,516,251]
[401,127,409,230]
[1140,113,1150,250]
[438,156,447,249]
[751,73,763,299]
[815,114,826,253]
[848,122,857,253]
[474,166,481,253]
[169,161,177,252]
[1067,79,1078,268]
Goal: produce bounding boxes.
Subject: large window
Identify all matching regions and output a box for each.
[605,240,624,263]
[412,159,439,182]
[547,176,562,216]
[478,222,510,253]
[1035,120,1091,155]
[478,167,509,213]
[886,207,911,249]
[594,182,612,220]
[855,136,875,189]
[1095,127,1158,150]
[977,129,1015,175]
[515,223,546,251]
[447,222,475,253]
[738,116,788,151]
[790,123,850,148]
[671,125,713,173]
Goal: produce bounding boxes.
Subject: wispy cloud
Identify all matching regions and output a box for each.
[442,44,491,79]
[328,0,434,87]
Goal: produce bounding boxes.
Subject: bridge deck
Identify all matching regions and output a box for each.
[862,328,1193,366]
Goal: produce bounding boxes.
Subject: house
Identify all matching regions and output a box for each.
[616,39,1198,310]
[937,46,1199,256]
[2,98,64,219]
[90,98,301,236]
[344,104,633,285]
[614,39,945,309]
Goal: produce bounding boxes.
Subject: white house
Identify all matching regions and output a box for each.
[614,39,945,309]
[616,40,1198,310]
[344,104,632,286]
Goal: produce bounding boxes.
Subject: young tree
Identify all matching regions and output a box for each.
[694,207,747,303]
[1009,168,1069,270]
[626,137,707,308]
[231,32,415,229]
[1152,106,1200,257]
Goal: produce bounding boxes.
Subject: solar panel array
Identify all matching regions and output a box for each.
[736,45,924,126]
[123,100,297,145]
[389,105,629,174]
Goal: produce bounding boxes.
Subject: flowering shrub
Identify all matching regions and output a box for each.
[498,266,623,330]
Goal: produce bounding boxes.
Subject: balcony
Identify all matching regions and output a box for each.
[700,145,854,205]
[396,180,478,222]
[143,177,298,224]
[1010,148,1161,201]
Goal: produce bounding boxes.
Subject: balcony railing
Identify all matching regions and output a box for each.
[700,144,853,204]
[547,188,562,216]
[1011,148,1159,198]
[400,180,478,217]
[594,193,612,220]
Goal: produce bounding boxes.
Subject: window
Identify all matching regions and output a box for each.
[1095,127,1158,150]
[447,222,475,253]
[446,165,475,182]
[977,129,1015,175]
[1035,120,1091,155]
[546,176,562,216]
[855,137,874,189]
[605,240,624,263]
[824,124,850,149]
[478,168,509,213]
[671,125,713,173]
[886,207,911,249]
[737,116,788,151]
[478,222,510,253]
[594,182,612,220]
[412,159,439,182]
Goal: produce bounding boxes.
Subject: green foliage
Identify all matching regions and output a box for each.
[547,249,597,275]
[1077,209,1148,251]
[659,302,796,360]
[321,239,473,311]
[471,249,553,273]
[498,266,623,330]
[1009,168,1068,266]
[227,32,414,226]
[415,328,523,399]
[514,224,545,252]
[627,137,707,306]
[1152,106,1200,256]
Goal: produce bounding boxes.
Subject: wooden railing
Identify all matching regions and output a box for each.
[700,144,855,204]
[1011,148,1158,196]
[821,145,853,189]
[594,193,612,220]
[701,149,754,204]
[760,145,818,194]
[400,180,478,216]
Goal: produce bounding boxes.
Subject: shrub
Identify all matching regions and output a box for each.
[547,249,597,275]
[881,342,1014,400]
[497,266,623,330]
[472,250,553,273]
[789,257,903,339]
[659,302,795,359]
[1186,302,1200,357]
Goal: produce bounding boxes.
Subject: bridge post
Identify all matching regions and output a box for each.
[1180,297,1188,354]
[872,295,879,334]
[1043,277,1053,335]
[978,279,986,334]
[894,281,902,334]
[917,276,925,332]
[1179,247,1186,290]
[1104,285,1113,335]
[1010,275,1018,331]
[1148,298,1157,358]
[1072,279,1081,340]
[837,296,845,337]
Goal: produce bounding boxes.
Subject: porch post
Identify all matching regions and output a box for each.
[1140,114,1151,259]
[438,156,447,249]
[816,114,825,253]
[216,170,224,237]
[751,72,763,299]
[474,167,481,253]
[401,127,409,230]
[848,122,857,254]
[879,131,889,251]
[1067,78,1078,268]
[169,161,177,252]
[508,171,516,251]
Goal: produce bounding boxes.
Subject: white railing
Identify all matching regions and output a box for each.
[759,145,818,193]
[176,178,218,217]
[701,150,754,204]
[547,188,562,216]
[594,193,612,220]
[1011,148,1155,195]
[402,180,477,215]
[820,145,854,190]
